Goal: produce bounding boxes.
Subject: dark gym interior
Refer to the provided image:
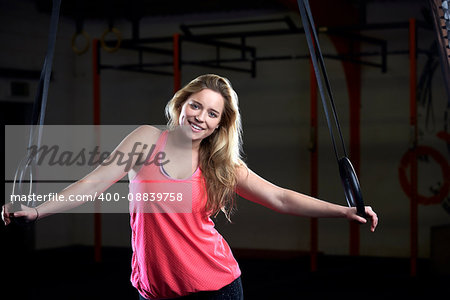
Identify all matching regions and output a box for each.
[2,0,450,299]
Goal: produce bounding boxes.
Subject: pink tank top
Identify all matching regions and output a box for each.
[129,130,241,299]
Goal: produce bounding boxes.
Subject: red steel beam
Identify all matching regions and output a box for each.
[310,57,319,272]
[409,18,418,277]
[173,34,181,92]
[348,60,361,256]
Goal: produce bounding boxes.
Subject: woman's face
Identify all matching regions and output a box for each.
[179,88,225,143]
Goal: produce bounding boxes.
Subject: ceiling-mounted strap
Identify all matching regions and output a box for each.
[296,0,366,217]
[11,0,61,215]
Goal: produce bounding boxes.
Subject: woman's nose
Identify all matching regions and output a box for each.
[195,111,206,122]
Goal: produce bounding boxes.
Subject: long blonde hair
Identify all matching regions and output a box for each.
[165,74,245,220]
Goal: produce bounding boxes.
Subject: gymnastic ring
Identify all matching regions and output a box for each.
[100,27,122,53]
[71,30,90,55]
[338,156,366,218]
[398,146,450,205]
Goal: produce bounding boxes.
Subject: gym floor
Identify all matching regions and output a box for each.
[8,245,448,300]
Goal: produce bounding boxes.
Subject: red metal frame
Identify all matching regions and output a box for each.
[309,58,318,272]
[173,33,181,92]
[348,60,361,256]
[409,18,418,277]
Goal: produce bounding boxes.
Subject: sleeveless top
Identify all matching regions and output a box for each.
[129,130,241,299]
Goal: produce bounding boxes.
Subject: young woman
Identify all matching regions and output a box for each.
[3,74,378,300]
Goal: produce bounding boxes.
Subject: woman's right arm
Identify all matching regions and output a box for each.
[2,125,161,225]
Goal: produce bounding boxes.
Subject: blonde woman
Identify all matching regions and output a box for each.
[3,74,378,300]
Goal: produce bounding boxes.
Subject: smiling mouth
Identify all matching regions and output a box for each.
[189,121,204,131]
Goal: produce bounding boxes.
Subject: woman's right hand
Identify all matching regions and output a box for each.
[2,203,38,226]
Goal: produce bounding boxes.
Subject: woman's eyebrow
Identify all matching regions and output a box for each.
[209,108,220,114]
[190,99,202,106]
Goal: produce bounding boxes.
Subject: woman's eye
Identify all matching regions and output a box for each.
[190,103,199,109]
[209,112,217,118]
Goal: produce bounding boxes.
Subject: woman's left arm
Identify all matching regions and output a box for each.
[235,165,378,232]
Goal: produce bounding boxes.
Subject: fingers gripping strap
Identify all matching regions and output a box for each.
[339,157,366,217]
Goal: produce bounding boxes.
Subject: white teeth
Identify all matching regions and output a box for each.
[190,123,203,131]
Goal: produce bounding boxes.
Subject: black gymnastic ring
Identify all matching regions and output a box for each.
[338,156,366,218]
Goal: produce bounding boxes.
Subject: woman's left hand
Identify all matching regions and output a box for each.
[346,206,378,232]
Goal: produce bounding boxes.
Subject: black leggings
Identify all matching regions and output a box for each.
[138,276,243,300]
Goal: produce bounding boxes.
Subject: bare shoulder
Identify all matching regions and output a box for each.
[133,125,162,136]
[126,125,162,145]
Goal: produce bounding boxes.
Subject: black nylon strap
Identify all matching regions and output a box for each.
[12,0,61,212]
[296,0,366,217]
[297,0,347,160]
[29,0,61,150]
